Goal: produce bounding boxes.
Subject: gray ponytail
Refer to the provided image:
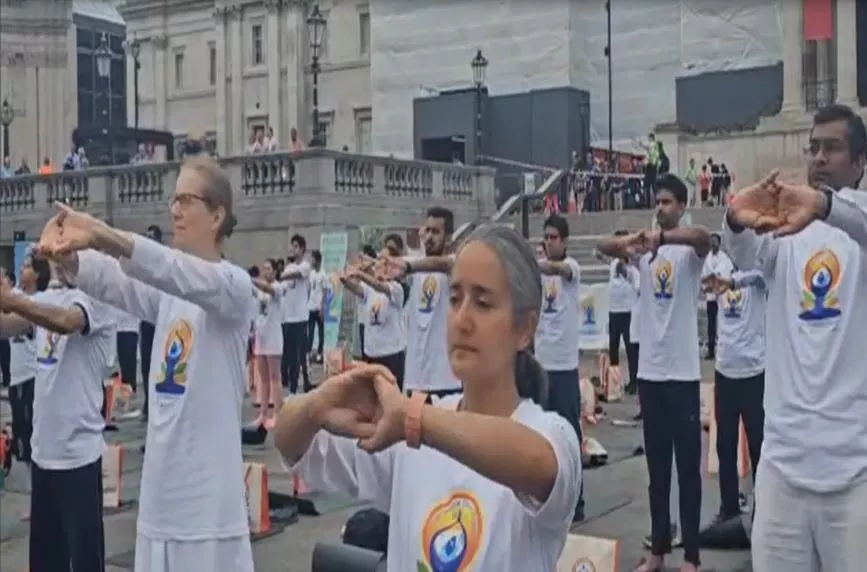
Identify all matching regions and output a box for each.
[458,224,548,405]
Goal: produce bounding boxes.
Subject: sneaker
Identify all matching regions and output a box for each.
[642,524,680,550]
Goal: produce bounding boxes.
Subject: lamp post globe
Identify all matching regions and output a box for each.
[0,98,13,128]
[95,32,113,79]
[307,4,326,59]
[471,49,488,88]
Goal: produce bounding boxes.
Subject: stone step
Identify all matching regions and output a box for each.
[515,207,727,237]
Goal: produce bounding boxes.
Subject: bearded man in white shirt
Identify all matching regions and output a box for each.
[724,103,867,572]
[597,174,711,572]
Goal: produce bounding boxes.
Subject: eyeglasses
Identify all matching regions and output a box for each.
[169,193,209,208]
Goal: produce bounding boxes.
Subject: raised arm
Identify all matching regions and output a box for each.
[824,189,867,251]
[0,287,94,336]
[252,278,281,297]
[403,255,453,274]
[657,225,712,258]
[731,269,767,291]
[353,269,391,296]
[722,213,780,276]
[101,234,253,324]
[0,312,33,338]
[538,257,579,281]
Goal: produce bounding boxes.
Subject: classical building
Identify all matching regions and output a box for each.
[120,0,372,157]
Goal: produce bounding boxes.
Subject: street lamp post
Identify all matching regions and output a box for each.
[0,98,13,159]
[307,5,327,147]
[123,38,142,129]
[604,0,613,166]
[471,49,488,166]
[95,33,114,163]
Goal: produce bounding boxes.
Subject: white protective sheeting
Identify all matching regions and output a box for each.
[370,0,782,157]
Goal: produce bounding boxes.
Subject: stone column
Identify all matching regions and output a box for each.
[781,0,804,113]
[152,35,168,130]
[836,0,859,106]
[265,0,282,142]
[213,7,229,155]
[229,6,244,155]
[284,1,307,138]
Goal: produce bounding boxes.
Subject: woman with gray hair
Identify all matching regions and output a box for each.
[275,224,582,571]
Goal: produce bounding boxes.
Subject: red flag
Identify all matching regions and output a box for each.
[804,0,834,41]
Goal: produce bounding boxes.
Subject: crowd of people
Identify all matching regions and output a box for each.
[0,102,865,572]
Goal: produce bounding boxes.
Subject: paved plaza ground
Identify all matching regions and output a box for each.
[0,359,753,571]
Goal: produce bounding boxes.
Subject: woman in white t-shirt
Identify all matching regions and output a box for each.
[339,263,407,389]
[274,224,581,571]
[5,253,51,468]
[252,258,285,429]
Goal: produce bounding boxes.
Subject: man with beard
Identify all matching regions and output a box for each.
[385,207,461,398]
[725,103,867,572]
[597,174,710,572]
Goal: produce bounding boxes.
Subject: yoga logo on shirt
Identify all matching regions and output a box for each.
[722,289,744,319]
[155,319,193,396]
[799,248,842,321]
[369,298,383,326]
[652,258,674,300]
[418,490,484,572]
[418,275,439,314]
[542,280,559,314]
[581,296,596,326]
[36,332,61,365]
[571,558,597,572]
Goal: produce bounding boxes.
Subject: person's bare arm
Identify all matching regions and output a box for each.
[405,256,453,274]
[537,260,575,280]
[0,313,32,338]
[658,226,712,258]
[2,292,88,335]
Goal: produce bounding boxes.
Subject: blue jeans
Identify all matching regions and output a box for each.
[545,368,585,518]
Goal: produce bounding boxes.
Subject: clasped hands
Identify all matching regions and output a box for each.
[727,170,827,237]
[315,362,411,453]
[34,201,107,260]
[701,274,734,295]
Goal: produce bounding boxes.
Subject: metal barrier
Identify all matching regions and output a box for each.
[311,542,387,572]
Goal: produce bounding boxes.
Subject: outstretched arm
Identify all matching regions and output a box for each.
[658,226,712,258]
[1,292,89,336]
[722,213,780,276]
[403,255,453,274]
[824,190,867,251]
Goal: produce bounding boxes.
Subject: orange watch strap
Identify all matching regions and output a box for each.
[405,391,427,449]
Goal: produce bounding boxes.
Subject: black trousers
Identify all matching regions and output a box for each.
[358,324,367,360]
[139,321,156,416]
[608,312,638,389]
[116,331,139,391]
[705,301,718,357]
[0,338,10,387]
[714,370,765,517]
[282,321,310,392]
[30,458,105,572]
[638,380,701,566]
[366,350,406,391]
[544,369,585,518]
[9,379,35,462]
[627,343,640,391]
[308,310,324,355]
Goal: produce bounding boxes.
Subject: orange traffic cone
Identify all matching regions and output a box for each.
[245,462,272,535]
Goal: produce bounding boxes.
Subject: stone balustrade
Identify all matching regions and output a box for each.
[0,149,496,263]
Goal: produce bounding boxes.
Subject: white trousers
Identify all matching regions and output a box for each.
[752,462,867,572]
[134,533,254,572]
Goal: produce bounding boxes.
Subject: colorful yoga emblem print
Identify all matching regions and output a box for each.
[721,288,744,319]
[155,319,194,396]
[799,248,842,321]
[418,275,439,314]
[418,491,484,572]
[37,332,61,365]
[652,258,674,300]
[543,279,558,314]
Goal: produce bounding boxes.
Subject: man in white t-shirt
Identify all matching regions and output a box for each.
[700,234,733,360]
[388,206,461,398]
[607,229,641,393]
[533,213,585,522]
[702,268,766,529]
[280,234,312,393]
[597,173,710,572]
[724,104,867,571]
[307,249,328,363]
[0,272,113,572]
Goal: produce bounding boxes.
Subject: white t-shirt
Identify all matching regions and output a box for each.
[629,291,641,344]
[701,250,734,302]
[724,190,867,492]
[281,259,311,324]
[115,308,140,333]
[76,237,256,541]
[608,260,639,313]
[254,281,285,356]
[308,269,328,312]
[289,396,581,572]
[637,245,704,382]
[31,288,113,470]
[405,264,460,391]
[7,289,43,386]
[715,270,767,379]
[361,281,406,358]
[534,258,581,372]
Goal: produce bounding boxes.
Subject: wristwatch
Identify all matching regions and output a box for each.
[819,185,834,220]
[404,391,427,449]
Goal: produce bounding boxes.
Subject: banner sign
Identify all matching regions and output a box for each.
[320,232,349,351]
